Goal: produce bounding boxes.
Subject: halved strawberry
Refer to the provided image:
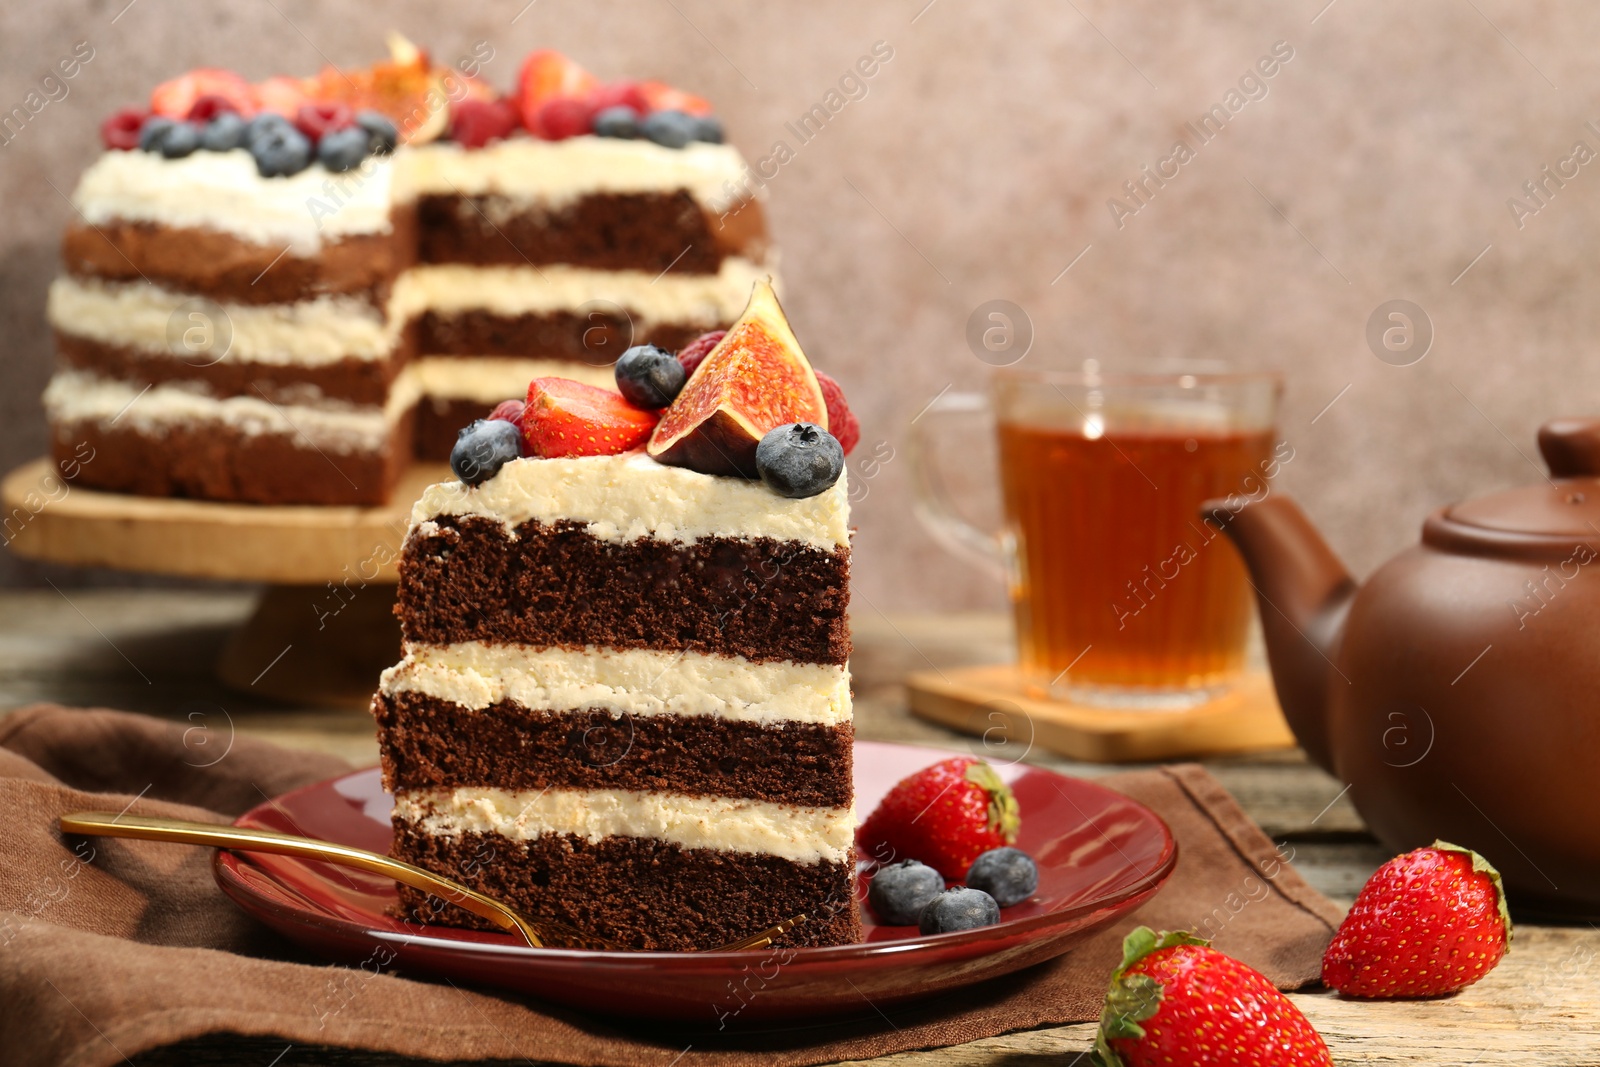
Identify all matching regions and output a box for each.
[815,371,860,456]
[516,51,598,134]
[150,68,256,119]
[857,757,1019,880]
[637,80,713,117]
[251,75,311,117]
[522,377,659,458]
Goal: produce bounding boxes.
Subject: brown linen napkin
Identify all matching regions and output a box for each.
[0,703,1343,1067]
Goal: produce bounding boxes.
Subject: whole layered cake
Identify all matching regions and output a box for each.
[373,279,865,950]
[43,41,770,505]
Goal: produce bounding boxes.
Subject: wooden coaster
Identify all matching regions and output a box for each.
[907,664,1297,763]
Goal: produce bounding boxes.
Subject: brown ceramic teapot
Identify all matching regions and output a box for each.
[1210,418,1600,919]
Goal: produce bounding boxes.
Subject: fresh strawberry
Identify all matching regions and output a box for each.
[675,330,726,378]
[857,757,1019,880]
[150,68,255,119]
[293,102,354,144]
[1322,840,1511,998]
[814,371,860,456]
[522,377,659,458]
[516,50,598,134]
[252,75,311,118]
[450,97,520,149]
[637,79,713,117]
[587,80,650,116]
[1093,928,1331,1067]
[536,96,597,141]
[100,107,148,151]
[488,399,526,425]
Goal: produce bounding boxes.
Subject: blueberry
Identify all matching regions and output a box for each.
[593,106,640,139]
[317,126,370,173]
[158,122,200,159]
[691,114,724,144]
[641,109,697,149]
[244,111,293,144]
[614,344,686,409]
[355,110,398,155]
[918,887,1001,935]
[965,847,1039,907]
[755,423,844,497]
[249,124,312,178]
[137,116,176,152]
[200,112,247,152]
[451,418,522,486]
[867,860,945,926]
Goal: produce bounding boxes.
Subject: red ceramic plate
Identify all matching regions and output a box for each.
[215,741,1175,1025]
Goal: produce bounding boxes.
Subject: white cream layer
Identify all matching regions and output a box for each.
[380,641,851,726]
[393,257,761,328]
[393,787,853,865]
[74,149,394,255]
[411,452,850,550]
[48,276,400,365]
[391,137,751,213]
[44,368,419,454]
[406,357,614,403]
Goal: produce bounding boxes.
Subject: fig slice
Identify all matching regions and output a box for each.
[647,278,828,477]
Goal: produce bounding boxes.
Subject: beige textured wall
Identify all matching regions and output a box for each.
[3,0,1597,609]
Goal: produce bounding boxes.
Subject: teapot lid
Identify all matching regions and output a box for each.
[1424,419,1600,559]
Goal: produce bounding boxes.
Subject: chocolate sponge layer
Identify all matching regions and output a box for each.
[397,516,851,666]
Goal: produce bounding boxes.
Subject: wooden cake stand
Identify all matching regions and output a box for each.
[2,458,449,709]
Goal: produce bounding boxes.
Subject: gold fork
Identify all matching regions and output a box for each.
[60,811,804,952]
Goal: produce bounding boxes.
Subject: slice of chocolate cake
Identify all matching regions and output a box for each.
[374,455,856,949]
[372,278,859,951]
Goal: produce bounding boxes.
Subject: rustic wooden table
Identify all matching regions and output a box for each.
[1,589,1593,1065]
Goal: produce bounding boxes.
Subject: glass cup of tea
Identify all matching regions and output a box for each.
[910,362,1285,709]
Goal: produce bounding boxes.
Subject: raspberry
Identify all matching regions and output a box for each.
[292,102,354,145]
[449,97,519,149]
[488,399,526,425]
[675,330,725,378]
[100,107,148,151]
[186,95,240,124]
[815,371,860,455]
[536,97,597,141]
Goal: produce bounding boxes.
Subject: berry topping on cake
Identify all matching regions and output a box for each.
[675,330,726,378]
[449,97,519,149]
[536,97,598,142]
[641,110,698,149]
[637,80,714,117]
[517,50,598,136]
[252,75,311,118]
[199,112,247,152]
[487,399,526,425]
[355,109,399,154]
[588,80,651,115]
[692,115,725,144]
[592,105,641,140]
[756,423,843,498]
[248,123,313,178]
[185,94,241,124]
[814,371,860,456]
[965,847,1039,907]
[867,860,944,926]
[451,418,522,486]
[1321,841,1511,998]
[523,377,660,459]
[308,33,448,145]
[137,116,176,152]
[293,102,354,145]
[149,68,255,120]
[919,887,1001,934]
[614,345,686,409]
[858,757,1021,881]
[648,279,828,477]
[156,122,201,159]
[1092,929,1332,1067]
[100,107,148,151]
[317,125,371,172]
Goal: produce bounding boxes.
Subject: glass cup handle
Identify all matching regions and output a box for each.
[908,391,1007,582]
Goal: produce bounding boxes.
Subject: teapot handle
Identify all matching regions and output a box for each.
[1537,419,1600,477]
